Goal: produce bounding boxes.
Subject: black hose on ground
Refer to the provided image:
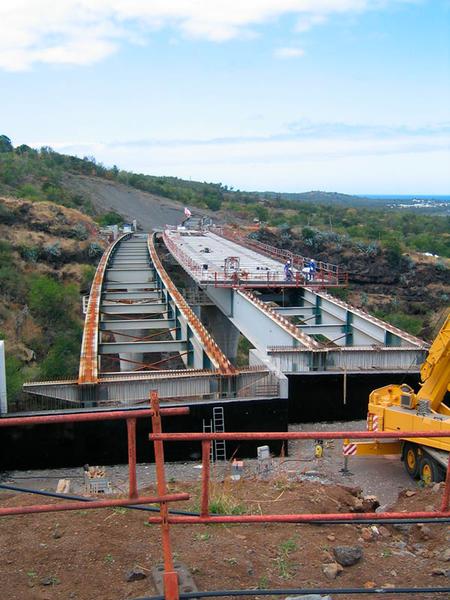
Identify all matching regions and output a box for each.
[132,585,450,599]
[0,483,200,516]
[2,483,450,524]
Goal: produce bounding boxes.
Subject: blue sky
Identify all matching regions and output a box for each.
[1,1,449,194]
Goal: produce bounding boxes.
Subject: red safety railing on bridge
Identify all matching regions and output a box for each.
[214,226,349,288]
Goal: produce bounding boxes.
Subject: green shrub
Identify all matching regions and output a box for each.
[328,287,349,301]
[383,240,403,268]
[18,183,45,201]
[28,276,77,325]
[0,266,25,300]
[71,223,88,240]
[39,327,82,379]
[88,242,103,258]
[0,239,12,262]
[96,211,123,226]
[375,311,424,337]
[5,355,25,403]
[0,135,13,153]
[0,203,15,224]
[43,242,62,262]
[80,265,96,292]
[19,245,40,263]
[0,243,26,300]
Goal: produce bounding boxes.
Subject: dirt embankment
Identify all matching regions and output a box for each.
[0,196,102,268]
[63,173,189,231]
[0,196,105,367]
[0,478,448,600]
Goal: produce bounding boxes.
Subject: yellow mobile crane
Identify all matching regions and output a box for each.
[355,312,450,484]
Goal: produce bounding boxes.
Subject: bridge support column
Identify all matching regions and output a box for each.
[200,306,240,365]
[113,330,146,372]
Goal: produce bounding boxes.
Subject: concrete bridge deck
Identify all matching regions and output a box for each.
[163,227,346,287]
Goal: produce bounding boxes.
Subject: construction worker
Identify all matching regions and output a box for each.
[308,259,317,281]
[284,260,293,282]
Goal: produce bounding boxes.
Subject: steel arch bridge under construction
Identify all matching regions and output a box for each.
[23,226,428,408]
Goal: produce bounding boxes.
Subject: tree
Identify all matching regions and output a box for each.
[383,239,403,268]
[15,144,36,155]
[0,135,13,153]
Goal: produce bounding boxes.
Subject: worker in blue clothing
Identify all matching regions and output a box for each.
[308,259,317,281]
[284,259,293,282]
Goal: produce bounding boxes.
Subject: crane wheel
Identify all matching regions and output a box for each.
[419,456,444,485]
[403,443,420,479]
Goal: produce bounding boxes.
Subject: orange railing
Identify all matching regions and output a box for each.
[3,392,450,599]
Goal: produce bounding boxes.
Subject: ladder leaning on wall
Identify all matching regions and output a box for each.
[202,406,226,462]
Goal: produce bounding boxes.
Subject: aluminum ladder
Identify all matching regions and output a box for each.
[202,407,226,462]
[212,406,226,462]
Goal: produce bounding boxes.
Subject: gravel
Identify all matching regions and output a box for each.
[2,420,413,510]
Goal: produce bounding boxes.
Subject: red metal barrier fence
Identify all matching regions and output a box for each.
[1,393,450,599]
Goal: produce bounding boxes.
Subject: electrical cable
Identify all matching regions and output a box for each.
[2,484,450,524]
[132,585,450,599]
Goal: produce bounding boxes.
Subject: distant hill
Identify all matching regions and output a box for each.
[0,135,388,221]
[0,134,448,257]
[255,190,376,207]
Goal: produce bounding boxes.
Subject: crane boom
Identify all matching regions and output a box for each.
[418,314,450,410]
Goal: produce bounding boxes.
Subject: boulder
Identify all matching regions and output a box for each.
[322,561,343,580]
[333,545,363,566]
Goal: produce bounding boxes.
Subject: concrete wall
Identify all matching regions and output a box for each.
[0,398,288,470]
[287,371,421,422]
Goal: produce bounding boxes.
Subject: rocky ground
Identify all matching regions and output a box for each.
[1,421,449,600]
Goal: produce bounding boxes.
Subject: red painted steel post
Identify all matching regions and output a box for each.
[127,418,138,499]
[441,453,450,511]
[150,390,179,600]
[201,440,211,517]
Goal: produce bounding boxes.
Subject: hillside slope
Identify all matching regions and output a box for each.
[63,173,187,230]
[0,195,105,408]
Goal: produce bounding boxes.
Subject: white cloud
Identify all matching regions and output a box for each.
[275,46,305,58]
[48,125,450,171]
[0,0,417,71]
[295,14,327,32]
[49,135,449,193]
